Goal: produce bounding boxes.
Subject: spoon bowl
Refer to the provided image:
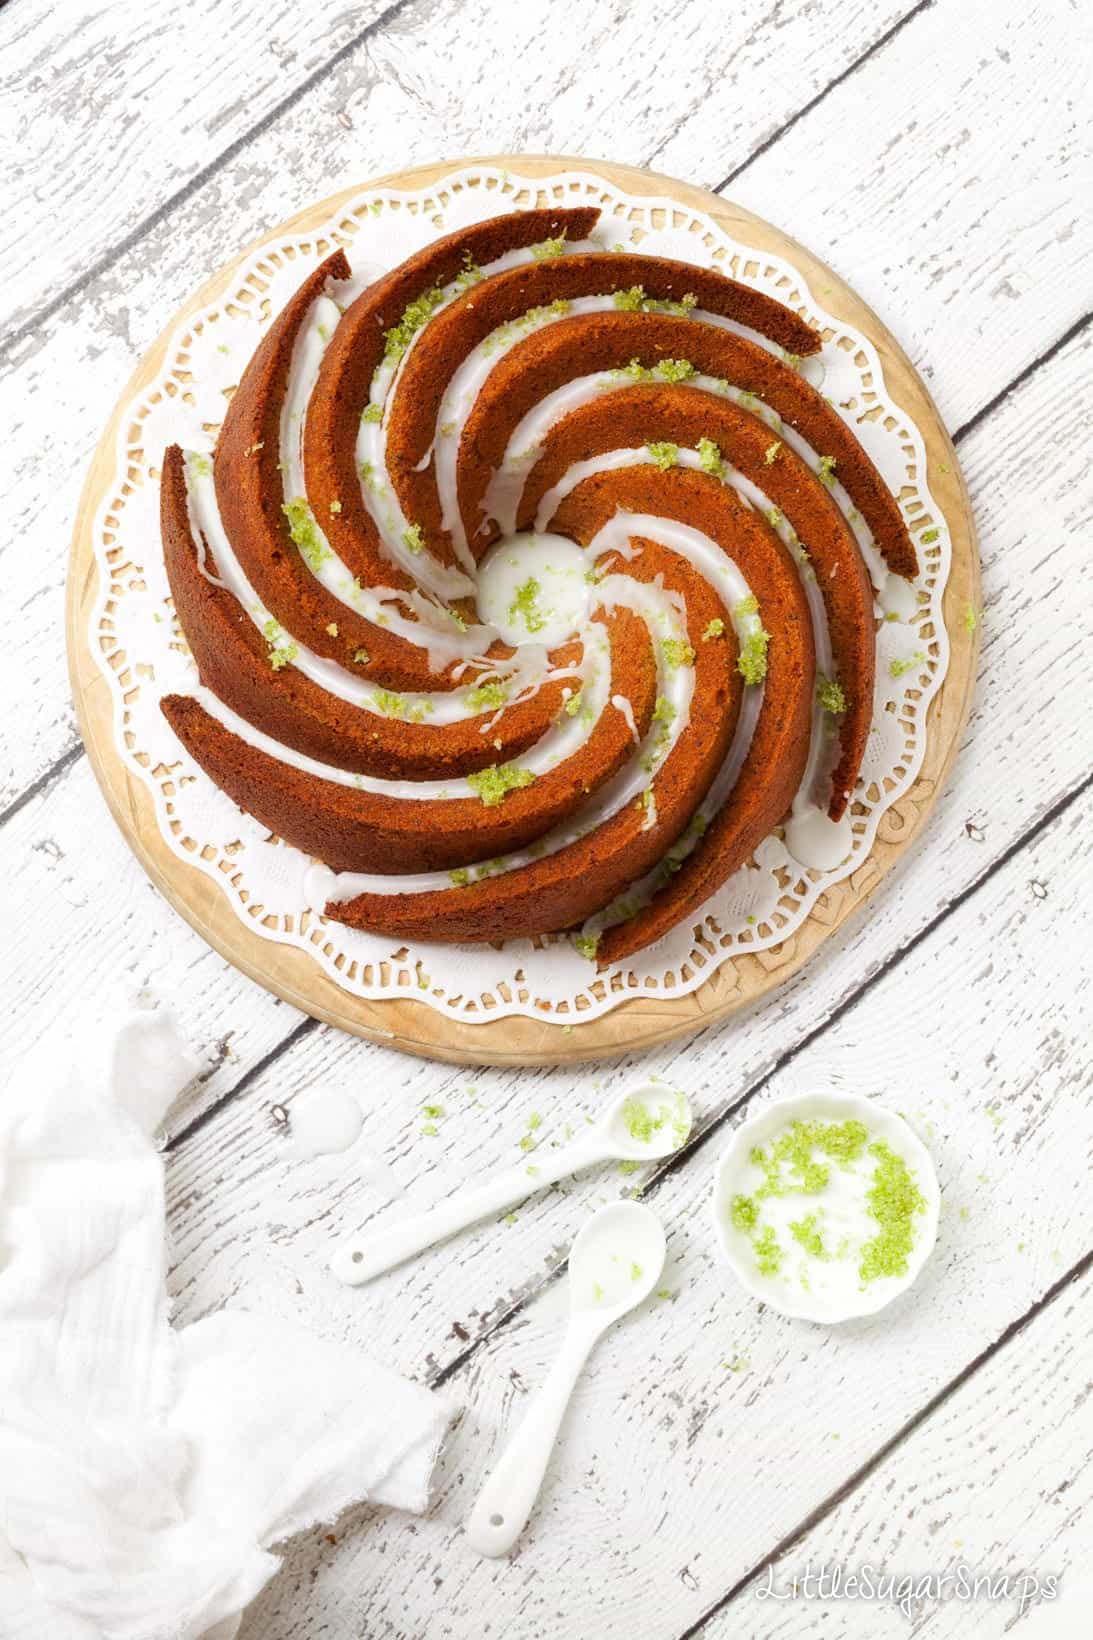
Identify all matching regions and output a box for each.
[568,1199,668,1319]
[597,1082,693,1162]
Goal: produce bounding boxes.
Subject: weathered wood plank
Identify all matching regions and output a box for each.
[0,0,392,340]
[709,1269,1092,1637]
[220,785,1091,1638]
[1,0,914,342]
[0,753,304,1125]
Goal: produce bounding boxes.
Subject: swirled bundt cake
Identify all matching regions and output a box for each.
[160,204,918,966]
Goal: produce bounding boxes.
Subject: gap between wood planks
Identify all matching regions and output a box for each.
[1,0,928,361]
[0,0,414,361]
[676,1246,1093,1638]
[708,0,935,192]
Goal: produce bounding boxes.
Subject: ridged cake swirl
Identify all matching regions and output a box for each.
[160,205,917,967]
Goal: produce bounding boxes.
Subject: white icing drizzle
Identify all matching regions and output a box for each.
[317,511,756,907]
[287,1087,364,1159]
[187,245,912,907]
[185,454,567,728]
[356,242,602,584]
[611,693,639,743]
[537,447,840,828]
[190,606,610,800]
[438,299,795,558]
[475,532,591,648]
[490,365,901,602]
[277,296,494,667]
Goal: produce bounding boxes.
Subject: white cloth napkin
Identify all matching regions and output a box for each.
[0,999,453,1640]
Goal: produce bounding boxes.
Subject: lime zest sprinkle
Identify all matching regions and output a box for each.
[734,593,759,619]
[262,618,298,671]
[754,1226,783,1276]
[816,674,847,714]
[281,496,330,572]
[751,1118,868,1200]
[402,523,425,555]
[531,232,567,261]
[508,577,547,634]
[764,440,783,465]
[889,651,926,678]
[613,284,645,311]
[454,249,482,289]
[737,626,771,685]
[789,1214,826,1258]
[573,931,601,961]
[661,637,696,668]
[816,454,838,488]
[730,1194,759,1233]
[466,680,508,712]
[646,441,679,471]
[361,402,383,423]
[384,282,446,360]
[859,1140,925,1282]
[466,763,536,806]
[703,617,725,641]
[697,436,727,480]
[655,357,696,382]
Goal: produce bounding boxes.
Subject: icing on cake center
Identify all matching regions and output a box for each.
[475,532,591,649]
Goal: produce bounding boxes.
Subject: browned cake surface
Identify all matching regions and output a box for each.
[161,205,913,961]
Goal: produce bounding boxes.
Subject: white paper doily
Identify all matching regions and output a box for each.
[86,164,953,1029]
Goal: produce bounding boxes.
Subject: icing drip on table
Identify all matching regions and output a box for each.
[287,1087,365,1159]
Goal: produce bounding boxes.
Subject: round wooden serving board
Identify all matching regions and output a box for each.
[67,154,979,1067]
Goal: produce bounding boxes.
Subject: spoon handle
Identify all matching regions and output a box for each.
[330,1139,605,1286]
[466,1318,598,1557]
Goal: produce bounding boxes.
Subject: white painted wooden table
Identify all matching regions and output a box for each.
[2,1,1090,1635]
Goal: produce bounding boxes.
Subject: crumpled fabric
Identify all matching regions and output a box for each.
[0,999,452,1640]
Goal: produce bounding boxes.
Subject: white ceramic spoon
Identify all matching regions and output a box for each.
[330,1082,690,1287]
[465,1200,668,1557]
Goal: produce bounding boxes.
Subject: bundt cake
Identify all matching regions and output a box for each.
[160,204,918,966]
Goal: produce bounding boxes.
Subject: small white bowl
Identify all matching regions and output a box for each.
[711,1090,940,1324]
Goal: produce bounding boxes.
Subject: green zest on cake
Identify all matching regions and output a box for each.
[466,764,536,806]
[737,624,771,685]
[508,577,547,634]
[157,204,921,963]
[725,1115,928,1294]
[466,679,508,712]
[281,497,330,571]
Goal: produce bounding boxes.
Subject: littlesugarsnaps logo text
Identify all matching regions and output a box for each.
[755,1560,1060,1621]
